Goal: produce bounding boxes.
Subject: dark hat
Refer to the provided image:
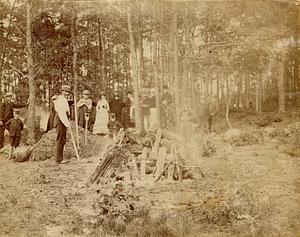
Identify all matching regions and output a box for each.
[61,85,72,93]
[82,89,90,95]
[51,95,58,101]
[110,113,116,119]
[13,108,21,114]
[163,85,168,90]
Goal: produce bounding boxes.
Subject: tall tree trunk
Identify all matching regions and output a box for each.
[26,0,36,143]
[278,53,285,113]
[137,31,143,89]
[210,77,213,96]
[172,3,180,128]
[225,72,232,128]
[294,57,299,106]
[136,1,143,89]
[100,25,106,94]
[71,14,79,148]
[182,12,190,106]
[205,74,209,96]
[127,2,141,129]
[0,0,16,101]
[97,17,102,92]
[217,76,220,106]
[226,75,230,107]
[237,78,241,108]
[154,35,161,128]
[244,74,249,109]
[154,5,161,127]
[259,73,263,113]
[221,76,225,109]
[255,80,259,113]
[226,91,232,128]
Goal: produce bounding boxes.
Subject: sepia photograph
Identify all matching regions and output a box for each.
[0,0,299,236]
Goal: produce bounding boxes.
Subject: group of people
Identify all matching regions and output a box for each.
[48,86,168,135]
[0,83,207,163]
[76,90,120,135]
[48,85,177,163]
[0,84,171,163]
[46,85,136,163]
[90,90,134,134]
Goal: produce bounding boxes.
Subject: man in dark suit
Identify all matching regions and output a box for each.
[109,91,124,124]
[0,92,27,149]
[46,95,57,132]
[6,108,24,159]
[161,85,174,129]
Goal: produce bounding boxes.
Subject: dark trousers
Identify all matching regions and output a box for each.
[0,126,5,149]
[55,119,67,162]
[10,136,21,148]
[208,116,213,133]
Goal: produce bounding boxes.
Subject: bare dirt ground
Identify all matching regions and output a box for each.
[0,128,300,237]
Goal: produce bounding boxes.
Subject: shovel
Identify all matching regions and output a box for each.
[84,112,90,147]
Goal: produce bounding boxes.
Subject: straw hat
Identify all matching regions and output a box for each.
[5,92,13,97]
[61,85,72,93]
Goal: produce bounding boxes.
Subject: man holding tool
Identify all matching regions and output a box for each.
[77,89,92,130]
[53,85,72,163]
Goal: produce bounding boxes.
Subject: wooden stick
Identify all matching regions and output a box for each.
[117,128,125,146]
[155,160,173,183]
[140,147,148,181]
[84,114,89,147]
[9,65,25,77]
[73,93,79,150]
[33,66,42,79]
[155,146,166,180]
[167,153,175,180]
[174,147,183,181]
[84,124,88,147]
[69,126,80,160]
[152,129,162,154]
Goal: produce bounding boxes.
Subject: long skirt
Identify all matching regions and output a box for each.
[93,109,109,134]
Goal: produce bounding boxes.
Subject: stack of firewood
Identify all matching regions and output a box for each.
[87,128,193,185]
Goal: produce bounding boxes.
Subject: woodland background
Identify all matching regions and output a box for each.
[0,0,299,141]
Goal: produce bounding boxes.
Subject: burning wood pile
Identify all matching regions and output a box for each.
[88,128,195,185]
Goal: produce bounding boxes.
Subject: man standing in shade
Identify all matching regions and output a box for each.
[161,85,174,129]
[109,90,124,124]
[77,89,93,130]
[53,85,71,163]
[0,92,28,149]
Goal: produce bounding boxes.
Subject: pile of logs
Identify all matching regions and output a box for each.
[87,128,190,185]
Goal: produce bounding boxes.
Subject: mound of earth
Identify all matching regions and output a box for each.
[223,129,261,147]
[30,124,108,161]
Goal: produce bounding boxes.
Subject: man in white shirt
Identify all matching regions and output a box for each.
[53,85,71,163]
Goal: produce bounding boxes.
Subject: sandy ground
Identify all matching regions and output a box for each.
[0,136,300,237]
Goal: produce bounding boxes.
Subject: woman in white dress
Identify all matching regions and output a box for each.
[93,94,110,135]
